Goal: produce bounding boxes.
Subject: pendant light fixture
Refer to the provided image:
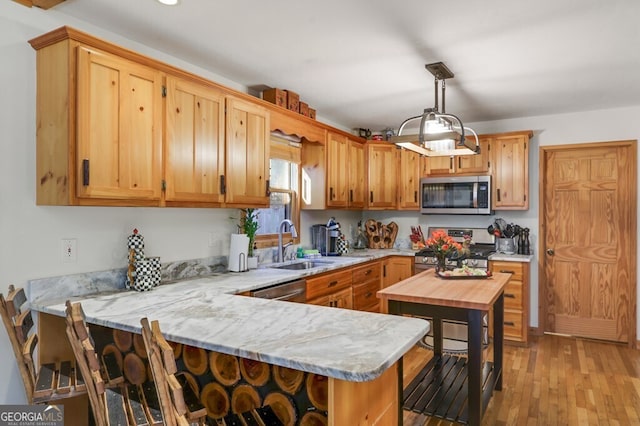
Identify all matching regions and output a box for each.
[392,62,479,157]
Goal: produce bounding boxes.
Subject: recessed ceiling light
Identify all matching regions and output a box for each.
[157,0,179,5]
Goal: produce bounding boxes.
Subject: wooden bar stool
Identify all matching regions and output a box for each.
[0,285,86,404]
[65,301,163,426]
[140,317,207,426]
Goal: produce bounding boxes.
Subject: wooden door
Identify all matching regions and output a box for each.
[165,77,225,204]
[224,96,270,206]
[326,132,348,207]
[76,46,162,201]
[397,148,420,210]
[382,257,413,288]
[492,134,529,209]
[366,142,397,209]
[541,141,636,344]
[347,139,366,209]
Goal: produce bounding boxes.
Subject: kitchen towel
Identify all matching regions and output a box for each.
[228,234,250,272]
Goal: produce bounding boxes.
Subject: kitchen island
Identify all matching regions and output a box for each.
[378,269,510,426]
[29,256,428,425]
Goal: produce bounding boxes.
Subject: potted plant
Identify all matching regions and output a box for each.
[239,208,259,268]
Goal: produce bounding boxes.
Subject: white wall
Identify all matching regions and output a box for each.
[1,1,639,405]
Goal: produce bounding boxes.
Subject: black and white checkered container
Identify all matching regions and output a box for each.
[125,228,145,289]
[133,257,161,292]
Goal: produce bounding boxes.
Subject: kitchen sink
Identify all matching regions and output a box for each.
[268,259,335,270]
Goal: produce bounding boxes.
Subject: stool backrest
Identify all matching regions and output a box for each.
[0,286,36,402]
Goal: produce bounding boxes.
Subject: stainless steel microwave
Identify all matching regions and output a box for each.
[420,175,492,215]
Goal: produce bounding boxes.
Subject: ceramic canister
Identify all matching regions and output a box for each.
[126,228,145,289]
[133,257,161,292]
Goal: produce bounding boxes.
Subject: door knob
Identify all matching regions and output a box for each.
[546,249,555,256]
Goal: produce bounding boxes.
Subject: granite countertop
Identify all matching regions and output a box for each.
[488,253,535,262]
[30,250,428,383]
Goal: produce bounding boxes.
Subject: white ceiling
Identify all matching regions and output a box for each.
[53,0,640,132]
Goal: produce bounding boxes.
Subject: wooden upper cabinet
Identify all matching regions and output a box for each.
[421,137,490,176]
[347,139,366,209]
[30,28,168,205]
[326,132,349,208]
[224,96,270,207]
[491,131,531,210]
[397,148,420,210]
[366,142,397,209]
[457,136,490,174]
[164,76,225,204]
[76,46,163,203]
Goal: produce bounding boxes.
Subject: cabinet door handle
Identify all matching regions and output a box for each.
[266,179,270,196]
[350,189,353,202]
[504,293,516,298]
[458,157,462,169]
[383,265,387,277]
[370,191,374,203]
[499,270,515,274]
[82,159,90,186]
[330,187,334,200]
[449,157,453,170]
[365,291,373,298]
[414,190,418,203]
[328,280,338,287]
[364,269,372,276]
[220,175,226,194]
[504,321,515,327]
[497,188,501,202]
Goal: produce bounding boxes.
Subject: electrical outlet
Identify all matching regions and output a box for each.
[61,238,77,263]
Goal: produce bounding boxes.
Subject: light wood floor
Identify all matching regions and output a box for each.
[402,334,640,425]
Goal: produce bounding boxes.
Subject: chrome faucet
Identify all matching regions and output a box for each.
[277,219,298,263]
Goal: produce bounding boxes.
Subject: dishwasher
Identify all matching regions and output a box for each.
[249,279,306,303]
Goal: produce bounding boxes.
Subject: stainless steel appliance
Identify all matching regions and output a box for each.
[250,279,306,303]
[311,219,342,256]
[414,227,494,353]
[420,175,492,215]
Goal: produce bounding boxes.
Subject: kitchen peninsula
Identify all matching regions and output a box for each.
[28,255,429,425]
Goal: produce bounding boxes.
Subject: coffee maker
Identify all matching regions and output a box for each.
[311,218,342,256]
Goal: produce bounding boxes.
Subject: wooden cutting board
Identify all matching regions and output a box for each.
[364,219,398,249]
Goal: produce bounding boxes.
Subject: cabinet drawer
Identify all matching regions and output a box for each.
[503,310,526,342]
[353,279,381,311]
[503,281,523,310]
[352,262,381,284]
[306,269,352,301]
[491,261,524,281]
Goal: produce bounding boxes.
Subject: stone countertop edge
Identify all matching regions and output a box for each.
[488,253,534,262]
[30,249,428,382]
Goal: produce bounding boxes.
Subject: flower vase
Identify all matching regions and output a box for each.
[435,257,447,275]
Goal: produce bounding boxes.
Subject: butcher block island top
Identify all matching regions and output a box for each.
[377,269,512,311]
[32,270,429,382]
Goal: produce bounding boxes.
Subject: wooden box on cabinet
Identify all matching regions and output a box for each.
[299,101,309,117]
[262,88,287,107]
[285,90,300,112]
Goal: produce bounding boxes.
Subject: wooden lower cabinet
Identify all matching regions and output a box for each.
[306,269,353,308]
[382,256,414,288]
[330,361,399,425]
[352,261,382,312]
[489,260,530,345]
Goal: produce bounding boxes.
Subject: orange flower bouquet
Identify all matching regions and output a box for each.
[425,229,463,272]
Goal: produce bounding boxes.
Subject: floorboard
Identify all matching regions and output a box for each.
[402,334,640,425]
